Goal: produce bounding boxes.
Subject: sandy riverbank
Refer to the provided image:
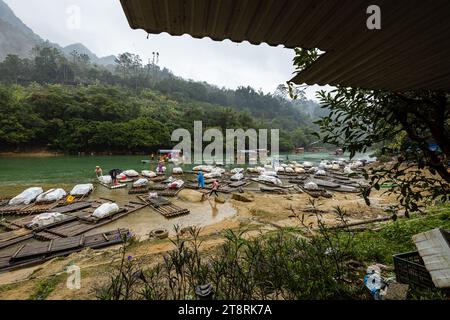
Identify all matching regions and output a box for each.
[0,187,397,300]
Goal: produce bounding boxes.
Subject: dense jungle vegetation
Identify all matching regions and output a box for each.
[0,44,326,154]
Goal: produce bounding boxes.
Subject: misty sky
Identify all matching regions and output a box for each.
[5,0,331,100]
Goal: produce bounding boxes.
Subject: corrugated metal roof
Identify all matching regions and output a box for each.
[120,0,450,91]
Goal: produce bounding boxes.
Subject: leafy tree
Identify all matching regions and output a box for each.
[292,49,449,215]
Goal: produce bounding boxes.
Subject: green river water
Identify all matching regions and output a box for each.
[0,152,373,187]
[0,152,374,243]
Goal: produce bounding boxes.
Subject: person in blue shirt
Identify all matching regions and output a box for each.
[197,170,205,189]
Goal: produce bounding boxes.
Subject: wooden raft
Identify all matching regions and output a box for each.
[137,195,189,219]
[35,201,146,239]
[0,229,34,250]
[148,184,168,191]
[128,186,149,195]
[0,202,93,231]
[98,181,127,190]
[0,202,29,215]
[157,188,183,197]
[0,229,128,272]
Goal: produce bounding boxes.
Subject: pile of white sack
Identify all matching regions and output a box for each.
[303,161,314,168]
[98,175,112,184]
[141,170,157,178]
[204,169,223,179]
[275,166,285,173]
[295,167,306,174]
[123,170,139,177]
[231,173,244,181]
[258,175,283,186]
[30,212,67,228]
[173,167,183,174]
[315,169,327,176]
[133,178,149,188]
[247,166,265,174]
[70,184,93,197]
[169,180,185,189]
[193,165,214,172]
[304,182,319,190]
[92,203,120,219]
[9,187,43,206]
[36,188,67,203]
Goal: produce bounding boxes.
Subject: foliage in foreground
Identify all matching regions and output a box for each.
[94,205,450,300]
[94,209,366,300]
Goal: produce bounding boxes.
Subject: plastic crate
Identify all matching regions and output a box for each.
[393,251,435,289]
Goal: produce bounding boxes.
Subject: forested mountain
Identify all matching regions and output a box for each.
[0,44,325,154]
[0,0,42,60]
[0,0,115,65]
[0,0,326,154]
[61,43,116,66]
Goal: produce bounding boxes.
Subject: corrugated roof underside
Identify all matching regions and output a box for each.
[120,0,450,91]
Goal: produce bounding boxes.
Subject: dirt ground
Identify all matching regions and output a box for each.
[0,189,396,300]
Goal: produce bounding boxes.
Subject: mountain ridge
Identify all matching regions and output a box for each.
[0,0,116,65]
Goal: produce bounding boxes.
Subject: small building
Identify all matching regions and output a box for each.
[294,147,305,154]
[310,147,327,153]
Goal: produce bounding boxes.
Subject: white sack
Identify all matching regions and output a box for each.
[9,187,43,206]
[36,188,66,203]
[70,184,93,196]
[133,178,149,187]
[92,203,120,219]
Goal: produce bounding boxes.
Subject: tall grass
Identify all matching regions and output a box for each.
[95,208,365,300]
[94,204,450,300]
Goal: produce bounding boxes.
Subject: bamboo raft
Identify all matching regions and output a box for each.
[18,201,62,215]
[137,195,190,219]
[137,195,171,207]
[148,184,168,191]
[49,201,92,214]
[299,186,333,199]
[0,229,34,250]
[150,176,167,183]
[34,201,146,240]
[0,202,29,215]
[98,181,128,190]
[128,186,149,195]
[157,188,183,197]
[0,229,129,272]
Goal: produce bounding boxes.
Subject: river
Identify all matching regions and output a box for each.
[0,152,374,242]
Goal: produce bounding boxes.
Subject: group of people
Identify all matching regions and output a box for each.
[95,165,220,199]
[197,171,220,198]
[95,166,122,186]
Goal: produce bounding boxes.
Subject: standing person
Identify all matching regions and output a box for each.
[95,166,103,178]
[109,169,121,186]
[208,179,220,198]
[157,160,164,175]
[151,153,155,161]
[197,170,205,189]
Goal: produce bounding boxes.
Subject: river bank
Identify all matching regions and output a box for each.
[0,184,399,299]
